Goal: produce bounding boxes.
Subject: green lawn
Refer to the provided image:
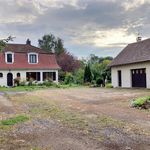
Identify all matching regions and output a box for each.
[0,84,83,92]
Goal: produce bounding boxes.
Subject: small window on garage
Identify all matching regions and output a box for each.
[140,69,143,74]
[0,73,3,78]
[132,70,135,74]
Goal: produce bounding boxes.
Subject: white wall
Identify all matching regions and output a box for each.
[0,69,59,87]
[111,62,150,88]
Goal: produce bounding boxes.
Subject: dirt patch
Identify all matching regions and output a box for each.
[0,88,150,150]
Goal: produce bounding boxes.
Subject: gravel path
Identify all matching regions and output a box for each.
[0,95,12,107]
[0,93,14,114]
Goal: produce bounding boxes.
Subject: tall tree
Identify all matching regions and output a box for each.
[38,34,65,55]
[57,51,80,72]
[38,34,56,53]
[84,64,92,83]
[55,38,65,55]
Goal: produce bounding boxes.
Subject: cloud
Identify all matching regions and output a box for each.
[122,0,150,11]
[0,0,150,57]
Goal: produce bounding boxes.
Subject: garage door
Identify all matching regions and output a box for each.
[131,68,146,88]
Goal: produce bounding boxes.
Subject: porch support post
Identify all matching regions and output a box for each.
[55,70,58,83]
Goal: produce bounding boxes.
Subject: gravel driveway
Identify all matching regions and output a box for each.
[0,88,150,150]
[31,88,150,127]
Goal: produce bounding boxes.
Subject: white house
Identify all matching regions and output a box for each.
[109,37,150,88]
[0,39,60,87]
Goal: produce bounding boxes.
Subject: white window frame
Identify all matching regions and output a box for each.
[28,52,38,64]
[5,51,14,64]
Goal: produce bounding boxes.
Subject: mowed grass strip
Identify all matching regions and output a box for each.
[0,115,29,126]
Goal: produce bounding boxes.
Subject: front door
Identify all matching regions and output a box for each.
[118,70,122,87]
[131,68,146,88]
[7,73,13,86]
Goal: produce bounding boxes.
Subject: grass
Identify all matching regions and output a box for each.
[0,115,29,126]
[97,116,125,128]
[0,86,48,92]
[30,105,89,130]
[105,83,113,88]
[0,84,82,92]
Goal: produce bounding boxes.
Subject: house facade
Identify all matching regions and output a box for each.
[109,38,150,88]
[0,39,60,87]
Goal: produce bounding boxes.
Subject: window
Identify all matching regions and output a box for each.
[7,54,12,63]
[5,52,14,64]
[17,73,20,78]
[28,53,38,64]
[0,73,3,78]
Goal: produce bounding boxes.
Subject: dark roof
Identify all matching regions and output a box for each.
[3,43,50,54]
[109,38,150,67]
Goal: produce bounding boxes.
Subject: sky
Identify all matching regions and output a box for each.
[0,0,150,58]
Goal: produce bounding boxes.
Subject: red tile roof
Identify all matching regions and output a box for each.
[0,44,60,70]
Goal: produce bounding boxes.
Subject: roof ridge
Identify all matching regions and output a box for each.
[128,38,150,45]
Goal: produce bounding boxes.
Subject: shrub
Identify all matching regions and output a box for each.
[105,83,113,88]
[28,78,34,86]
[96,77,104,87]
[64,72,74,84]
[74,68,84,84]
[20,80,27,86]
[43,79,53,87]
[132,96,150,109]
[14,77,20,86]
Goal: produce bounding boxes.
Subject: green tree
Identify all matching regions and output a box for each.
[74,68,84,84]
[55,38,65,55]
[38,34,65,55]
[38,34,56,53]
[84,64,92,83]
[0,36,15,51]
[64,72,74,84]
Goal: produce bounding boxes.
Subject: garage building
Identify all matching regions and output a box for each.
[109,37,150,88]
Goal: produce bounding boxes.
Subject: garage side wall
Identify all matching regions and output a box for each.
[111,62,150,88]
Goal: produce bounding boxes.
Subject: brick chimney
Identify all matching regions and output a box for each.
[26,39,31,45]
[136,36,142,42]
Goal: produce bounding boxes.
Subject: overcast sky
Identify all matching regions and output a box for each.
[0,0,150,58]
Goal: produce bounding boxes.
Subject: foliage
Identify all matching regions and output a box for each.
[55,38,65,55]
[58,70,66,81]
[89,54,112,85]
[105,83,113,88]
[38,34,65,55]
[14,77,21,86]
[64,72,75,84]
[96,77,105,87]
[38,34,56,53]
[74,68,84,84]
[28,78,34,86]
[0,36,15,51]
[0,115,29,126]
[20,80,27,86]
[43,79,53,86]
[57,51,80,73]
[84,64,92,83]
[132,97,150,109]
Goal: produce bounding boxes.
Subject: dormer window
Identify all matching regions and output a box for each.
[28,53,38,64]
[5,52,14,64]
